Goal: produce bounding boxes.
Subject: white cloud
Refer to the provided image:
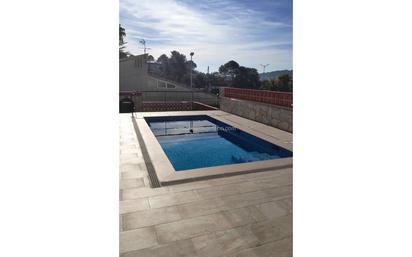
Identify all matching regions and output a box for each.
[120,0,292,72]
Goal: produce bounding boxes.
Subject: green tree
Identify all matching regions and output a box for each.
[278,74,291,92]
[119,24,128,59]
[209,72,225,88]
[233,66,260,89]
[219,60,240,76]
[147,55,155,62]
[157,54,170,76]
[194,72,206,88]
[168,51,188,82]
[186,60,197,71]
[260,80,273,90]
[154,51,197,85]
[219,60,240,86]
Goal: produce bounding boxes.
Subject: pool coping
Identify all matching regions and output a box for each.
[134,110,293,186]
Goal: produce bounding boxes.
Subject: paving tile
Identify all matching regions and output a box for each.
[262,185,292,199]
[120,198,150,214]
[120,164,140,173]
[215,225,260,256]
[120,145,138,151]
[191,233,224,257]
[150,239,197,257]
[195,184,239,200]
[206,175,248,186]
[119,113,293,257]
[255,174,292,189]
[236,237,292,257]
[155,208,255,244]
[121,248,154,257]
[155,213,227,244]
[176,198,223,219]
[276,197,293,214]
[168,181,212,193]
[122,187,169,200]
[218,190,269,210]
[120,178,145,190]
[245,205,268,222]
[121,170,147,179]
[176,191,280,221]
[121,153,140,160]
[119,141,135,146]
[120,227,158,253]
[149,190,199,208]
[244,168,290,181]
[120,163,147,173]
[120,141,138,147]
[121,148,140,154]
[234,181,261,193]
[251,201,289,221]
[122,206,182,230]
[251,215,292,244]
[120,157,145,166]
[220,207,257,228]
[120,157,142,165]
[122,238,198,257]
[142,176,151,187]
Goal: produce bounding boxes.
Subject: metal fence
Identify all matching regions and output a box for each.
[140,90,219,107]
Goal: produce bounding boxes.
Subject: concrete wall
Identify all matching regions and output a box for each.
[220,96,293,132]
[120,54,195,92]
[120,55,150,91]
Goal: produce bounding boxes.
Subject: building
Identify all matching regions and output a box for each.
[120,54,184,92]
[119,54,220,110]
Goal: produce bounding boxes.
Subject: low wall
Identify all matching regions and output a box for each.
[142,101,217,112]
[143,102,191,112]
[220,97,293,132]
[193,102,219,111]
[222,87,292,108]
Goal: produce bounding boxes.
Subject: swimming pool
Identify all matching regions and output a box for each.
[145,115,292,171]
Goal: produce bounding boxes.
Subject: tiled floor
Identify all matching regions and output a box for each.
[120,113,292,257]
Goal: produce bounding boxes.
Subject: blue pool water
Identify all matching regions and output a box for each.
[145,115,292,171]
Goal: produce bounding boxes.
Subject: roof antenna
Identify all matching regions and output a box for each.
[260,64,270,74]
[139,39,151,54]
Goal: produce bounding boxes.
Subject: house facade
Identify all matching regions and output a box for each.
[119,54,150,91]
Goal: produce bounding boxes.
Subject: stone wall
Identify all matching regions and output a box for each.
[220,96,293,132]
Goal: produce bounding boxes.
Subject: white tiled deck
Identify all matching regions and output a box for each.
[120,112,293,257]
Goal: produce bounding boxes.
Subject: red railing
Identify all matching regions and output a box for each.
[223,87,292,107]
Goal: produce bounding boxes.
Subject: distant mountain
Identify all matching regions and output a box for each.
[259,70,293,81]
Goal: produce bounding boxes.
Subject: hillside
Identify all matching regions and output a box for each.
[259,70,293,81]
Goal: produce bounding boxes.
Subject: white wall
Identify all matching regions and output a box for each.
[119,54,149,91]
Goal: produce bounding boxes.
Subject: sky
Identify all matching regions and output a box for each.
[120,0,292,73]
